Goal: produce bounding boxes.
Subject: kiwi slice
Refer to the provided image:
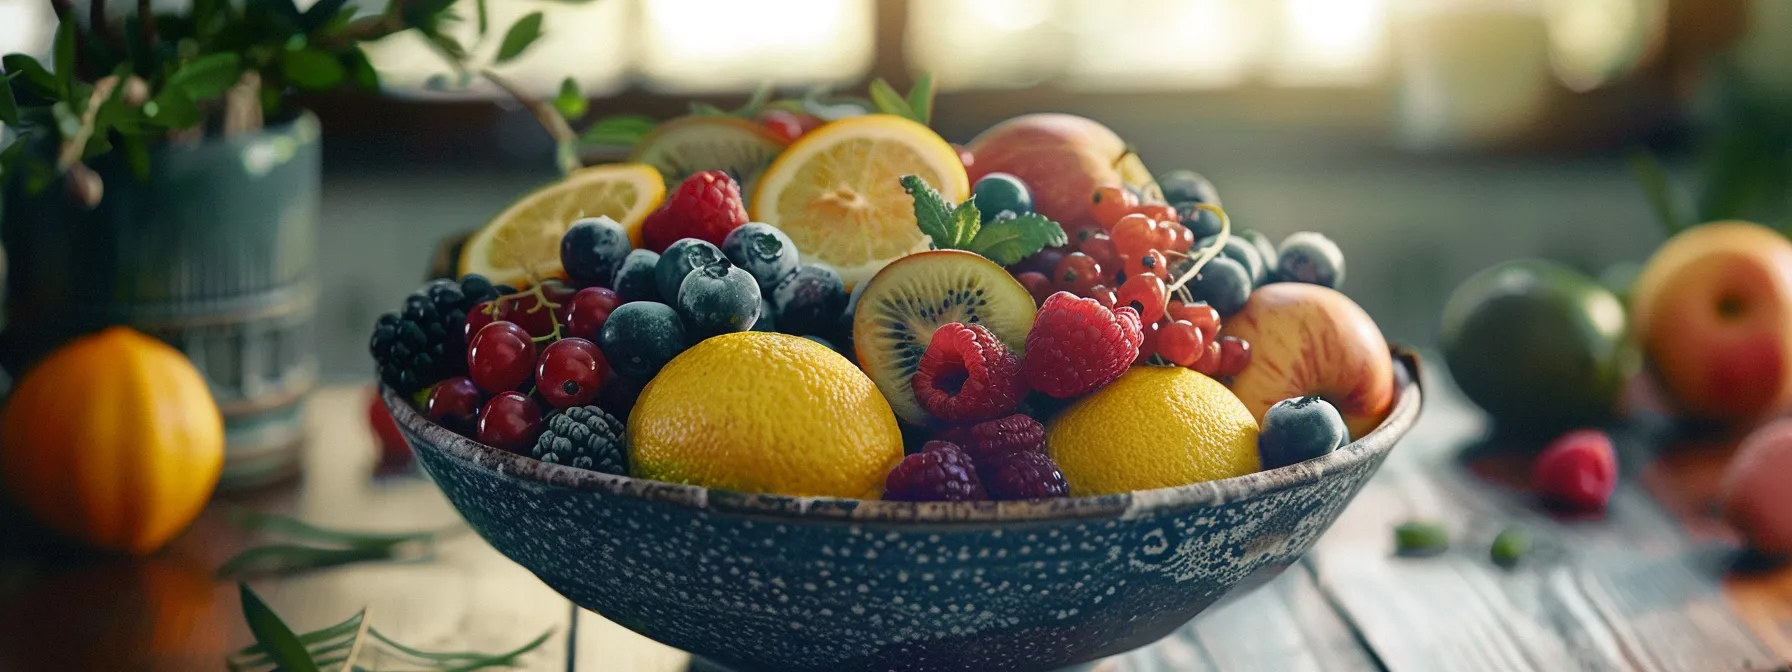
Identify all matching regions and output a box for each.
[852,250,1036,425]
[629,116,789,191]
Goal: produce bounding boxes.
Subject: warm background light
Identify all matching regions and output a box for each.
[637,0,874,93]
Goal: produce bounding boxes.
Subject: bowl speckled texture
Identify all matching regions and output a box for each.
[385,353,1421,672]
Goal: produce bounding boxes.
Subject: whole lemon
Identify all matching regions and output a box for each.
[1048,366,1259,496]
[629,332,904,497]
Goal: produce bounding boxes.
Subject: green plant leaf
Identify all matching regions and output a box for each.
[867,78,914,121]
[0,72,18,126]
[3,55,58,99]
[218,543,425,578]
[476,0,490,36]
[493,12,544,64]
[1629,150,1687,235]
[142,87,204,129]
[905,72,934,126]
[121,133,151,181]
[902,174,955,248]
[579,114,655,148]
[800,87,869,121]
[226,509,441,549]
[554,77,586,120]
[341,48,379,91]
[732,82,772,119]
[168,53,243,100]
[282,49,345,89]
[966,212,1067,266]
[238,583,322,672]
[689,101,728,116]
[301,0,353,31]
[943,200,982,250]
[370,626,552,666]
[52,21,76,95]
[0,137,29,183]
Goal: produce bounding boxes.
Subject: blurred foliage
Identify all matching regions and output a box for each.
[1635,60,1792,235]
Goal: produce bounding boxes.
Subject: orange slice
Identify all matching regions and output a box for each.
[459,163,664,286]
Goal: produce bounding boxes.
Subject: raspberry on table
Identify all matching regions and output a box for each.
[940,413,1046,464]
[912,322,1027,423]
[1531,429,1616,512]
[884,441,987,502]
[1022,292,1144,398]
[985,451,1069,500]
[642,170,750,252]
[532,406,628,475]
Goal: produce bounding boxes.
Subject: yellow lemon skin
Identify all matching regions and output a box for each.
[1047,366,1260,497]
[629,332,905,498]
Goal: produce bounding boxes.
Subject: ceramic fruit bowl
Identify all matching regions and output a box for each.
[384,352,1421,672]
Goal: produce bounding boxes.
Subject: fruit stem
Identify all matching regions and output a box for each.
[1165,204,1230,295]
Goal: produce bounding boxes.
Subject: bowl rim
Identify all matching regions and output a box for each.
[386,350,1422,525]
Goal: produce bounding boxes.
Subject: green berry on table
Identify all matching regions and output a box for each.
[720,222,800,291]
[676,262,762,337]
[971,172,1033,222]
[772,264,848,336]
[1277,232,1345,288]
[612,249,663,303]
[1394,520,1449,557]
[599,301,688,380]
[1180,256,1253,316]
[532,405,627,475]
[1156,169,1220,206]
[1490,526,1531,569]
[1257,396,1348,469]
[560,216,634,289]
[655,238,728,303]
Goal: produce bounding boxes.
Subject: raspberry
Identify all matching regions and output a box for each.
[884,441,987,502]
[641,170,750,252]
[1531,429,1616,512]
[532,406,627,475]
[1022,292,1144,398]
[985,451,1069,500]
[912,322,1026,423]
[939,413,1046,464]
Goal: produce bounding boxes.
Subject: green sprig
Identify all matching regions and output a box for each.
[218,509,454,578]
[227,591,552,671]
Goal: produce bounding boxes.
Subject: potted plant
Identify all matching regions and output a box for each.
[0,0,551,487]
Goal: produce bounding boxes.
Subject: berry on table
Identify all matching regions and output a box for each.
[655,238,728,304]
[771,264,849,336]
[1157,320,1208,367]
[536,338,609,410]
[599,301,688,380]
[884,441,987,502]
[676,262,762,337]
[1090,186,1137,228]
[560,287,622,342]
[612,249,664,304]
[532,405,628,475]
[1277,231,1346,288]
[1015,271,1053,306]
[985,451,1069,500]
[972,173,1034,222]
[1052,252,1103,293]
[1116,272,1168,324]
[476,391,544,454]
[1023,292,1144,398]
[1156,170,1220,206]
[912,322,1027,423]
[426,376,484,437]
[1181,256,1253,316]
[1532,429,1617,512]
[720,222,801,291]
[1490,526,1531,569]
[1215,336,1252,377]
[560,216,634,288]
[641,170,750,251]
[1257,396,1349,469]
[467,321,537,394]
[1394,520,1449,557]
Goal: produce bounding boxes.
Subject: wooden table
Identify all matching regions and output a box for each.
[0,361,1788,671]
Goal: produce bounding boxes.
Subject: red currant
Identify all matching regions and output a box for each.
[1168,301,1222,335]
[1168,225,1195,253]
[1091,186,1137,229]
[1122,250,1168,279]
[536,338,609,410]
[1136,319,1164,365]
[1215,336,1252,377]
[476,391,544,454]
[1158,320,1208,367]
[1015,271,1053,306]
[468,321,537,394]
[1192,340,1223,375]
[1015,248,1065,276]
[560,287,621,342]
[465,300,497,343]
[1132,203,1179,224]
[1080,234,1122,274]
[426,376,485,436]
[1148,220,1179,252]
[1053,252,1103,292]
[1111,214,1157,258]
[1085,284,1117,308]
[1116,272,1168,324]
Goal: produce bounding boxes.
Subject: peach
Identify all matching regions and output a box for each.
[965,114,1153,229]
[1223,283,1395,439]
[1629,221,1792,421]
[1722,417,1792,555]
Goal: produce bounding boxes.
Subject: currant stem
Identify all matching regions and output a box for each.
[1165,204,1230,295]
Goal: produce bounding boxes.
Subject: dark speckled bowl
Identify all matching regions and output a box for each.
[384,353,1421,672]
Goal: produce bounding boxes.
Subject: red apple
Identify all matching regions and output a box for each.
[1629,221,1792,421]
[966,114,1154,229]
[1723,418,1792,554]
[1222,283,1395,439]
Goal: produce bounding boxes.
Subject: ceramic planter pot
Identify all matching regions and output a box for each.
[0,113,321,489]
[385,352,1424,672]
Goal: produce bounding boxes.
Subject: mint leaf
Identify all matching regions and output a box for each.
[906,72,934,126]
[494,11,544,64]
[967,213,1068,266]
[554,77,586,120]
[901,174,954,248]
[238,583,321,672]
[868,78,915,121]
[0,72,18,127]
[580,114,656,148]
[944,200,982,249]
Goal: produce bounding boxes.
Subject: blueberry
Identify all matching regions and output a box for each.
[611,249,662,303]
[458,273,494,301]
[972,173,1033,222]
[1183,256,1252,316]
[599,301,687,380]
[493,283,519,296]
[1196,234,1266,286]
[560,216,634,288]
[677,262,762,337]
[720,223,799,291]
[772,264,848,336]
[1157,169,1220,206]
[1240,229,1279,277]
[1176,203,1223,239]
[1258,396,1349,469]
[656,238,727,302]
[751,299,779,332]
[1277,232,1345,288]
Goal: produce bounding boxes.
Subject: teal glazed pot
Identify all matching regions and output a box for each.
[387,353,1423,672]
[1,113,321,489]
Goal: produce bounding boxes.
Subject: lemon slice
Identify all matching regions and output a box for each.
[629,116,789,190]
[750,114,969,289]
[459,163,665,286]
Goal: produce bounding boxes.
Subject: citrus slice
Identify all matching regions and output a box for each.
[750,114,969,289]
[629,116,789,191]
[458,163,664,286]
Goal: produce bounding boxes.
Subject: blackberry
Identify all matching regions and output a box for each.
[371,274,503,395]
[532,406,627,475]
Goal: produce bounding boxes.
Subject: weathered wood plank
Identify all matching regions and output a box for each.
[1106,565,1378,672]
